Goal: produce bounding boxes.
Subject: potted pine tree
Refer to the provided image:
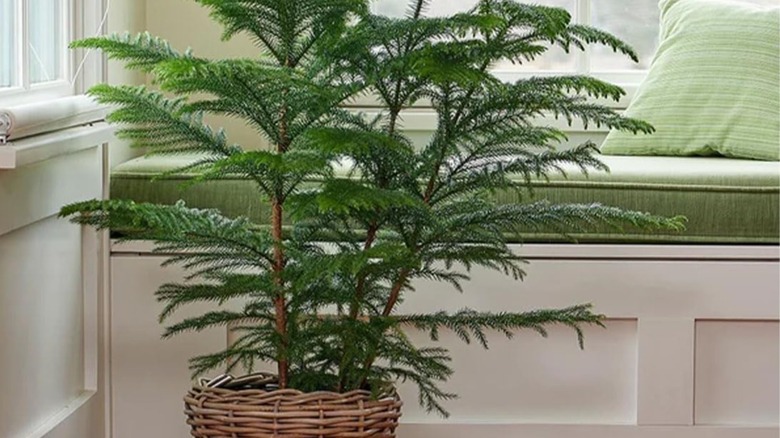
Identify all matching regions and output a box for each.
[62,0,682,436]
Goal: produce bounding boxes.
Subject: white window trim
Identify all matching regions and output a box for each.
[491,0,651,107]
[365,0,651,109]
[0,0,108,169]
[72,0,107,95]
[1,0,74,103]
[0,0,105,107]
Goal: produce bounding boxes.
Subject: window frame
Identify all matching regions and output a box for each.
[0,0,104,107]
[370,0,656,106]
[490,0,652,105]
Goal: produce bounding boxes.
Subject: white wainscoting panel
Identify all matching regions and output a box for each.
[400,259,780,319]
[108,244,779,437]
[694,320,780,426]
[0,139,107,438]
[0,217,85,438]
[0,142,102,235]
[637,318,695,425]
[399,320,638,424]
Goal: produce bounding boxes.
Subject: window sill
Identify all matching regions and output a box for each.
[0,122,114,170]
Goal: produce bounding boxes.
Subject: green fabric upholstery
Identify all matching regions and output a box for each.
[601,0,780,161]
[111,153,780,244]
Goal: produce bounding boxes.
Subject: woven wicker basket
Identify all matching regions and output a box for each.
[184,377,403,437]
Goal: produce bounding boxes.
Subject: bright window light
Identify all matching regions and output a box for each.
[372,0,775,80]
[745,0,779,6]
[590,0,659,71]
[372,0,657,74]
[0,0,14,87]
[0,0,77,103]
[28,0,64,84]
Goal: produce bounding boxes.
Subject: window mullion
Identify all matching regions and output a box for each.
[59,0,70,82]
[19,0,30,90]
[63,0,74,84]
[1,0,95,104]
[72,0,106,93]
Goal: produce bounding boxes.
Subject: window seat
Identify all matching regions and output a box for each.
[108,153,780,436]
[110,153,780,245]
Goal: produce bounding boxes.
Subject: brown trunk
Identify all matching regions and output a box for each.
[356,270,411,388]
[271,199,289,388]
[273,77,290,387]
[350,224,378,319]
[381,269,409,317]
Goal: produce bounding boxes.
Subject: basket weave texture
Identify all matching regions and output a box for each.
[184,384,403,437]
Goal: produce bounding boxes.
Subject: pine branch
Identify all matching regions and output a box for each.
[87,84,240,157]
[59,199,274,276]
[162,310,272,339]
[151,57,362,145]
[397,304,605,349]
[479,1,572,40]
[195,0,367,66]
[366,329,456,417]
[433,142,609,204]
[522,75,627,101]
[191,150,333,201]
[156,274,273,322]
[70,32,189,72]
[559,24,640,63]
[189,343,277,378]
[496,201,687,237]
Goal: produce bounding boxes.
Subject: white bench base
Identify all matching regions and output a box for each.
[108,242,779,437]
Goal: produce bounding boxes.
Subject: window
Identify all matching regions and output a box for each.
[372,0,659,83]
[373,0,777,85]
[1,0,73,103]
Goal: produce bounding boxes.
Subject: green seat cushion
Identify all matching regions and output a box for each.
[601,0,780,161]
[111,153,780,244]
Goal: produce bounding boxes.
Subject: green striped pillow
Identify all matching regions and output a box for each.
[601,0,780,161]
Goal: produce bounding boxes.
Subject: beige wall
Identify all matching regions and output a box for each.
[106,0,147,87]
[145,0,256,60]
[106,0,149,167]
[145,0,270,150]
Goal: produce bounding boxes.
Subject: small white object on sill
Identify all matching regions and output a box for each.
[0,95,107,145]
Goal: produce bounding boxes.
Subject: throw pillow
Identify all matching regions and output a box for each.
[600,0,780,161]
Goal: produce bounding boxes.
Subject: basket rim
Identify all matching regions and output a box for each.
[188,384,400,402]
[189,373,400,401]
